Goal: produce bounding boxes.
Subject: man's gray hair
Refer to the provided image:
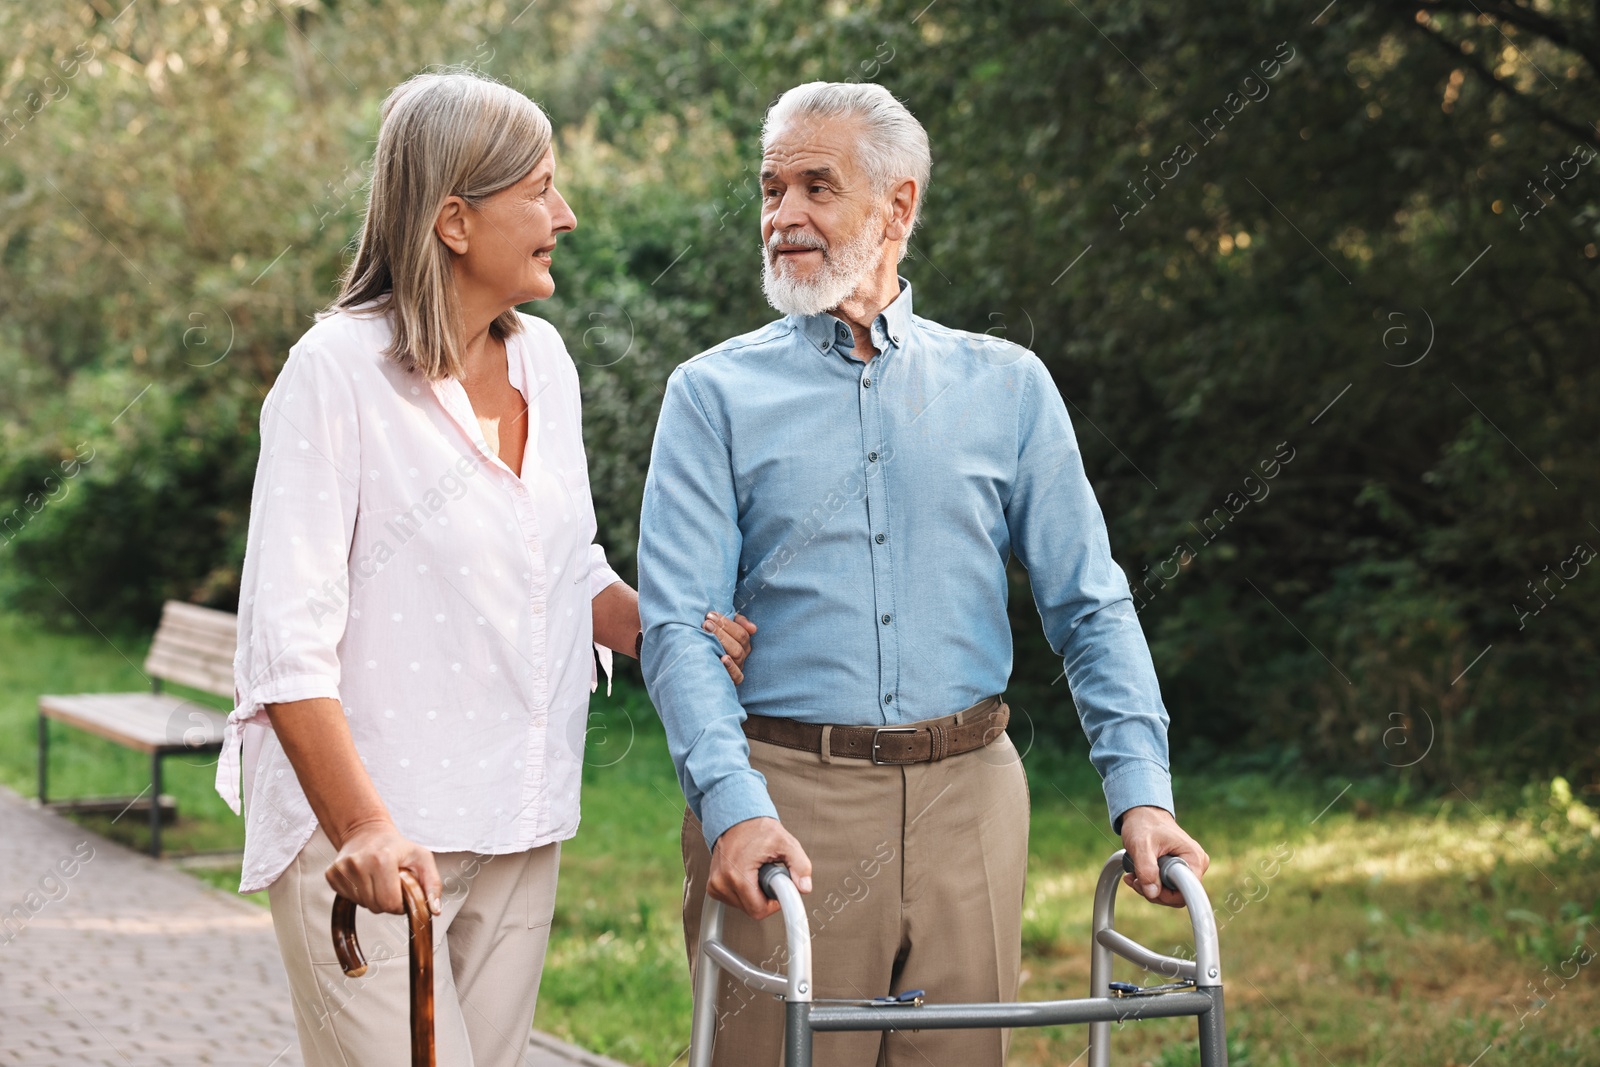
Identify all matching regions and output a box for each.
[762,81,932,240]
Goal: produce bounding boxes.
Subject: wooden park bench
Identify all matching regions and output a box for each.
[38,600,235,857]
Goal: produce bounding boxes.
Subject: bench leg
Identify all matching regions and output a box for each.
[38,714,48,804]
[149,752,163,858]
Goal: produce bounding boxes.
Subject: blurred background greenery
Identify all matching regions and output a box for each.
[3,0,1595,790]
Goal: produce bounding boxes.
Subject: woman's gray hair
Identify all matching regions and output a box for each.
[326,69,553,381]
[762,81,931,240]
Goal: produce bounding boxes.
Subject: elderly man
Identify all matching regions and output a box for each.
[638,81,1209,1066]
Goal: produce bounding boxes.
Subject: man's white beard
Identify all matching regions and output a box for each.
[761,216,886,317]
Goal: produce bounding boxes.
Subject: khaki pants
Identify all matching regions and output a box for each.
[682,703,1030,1067]
[268,826,560,1067]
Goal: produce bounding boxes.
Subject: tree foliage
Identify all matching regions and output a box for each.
[1,0,1595,785]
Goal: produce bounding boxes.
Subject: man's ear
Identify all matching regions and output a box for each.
[882,178,918,242]
[434,195,470,255]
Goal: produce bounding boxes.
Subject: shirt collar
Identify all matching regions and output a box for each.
[503,329,527,399]
[793,276,915,357]
[428,329,528,474]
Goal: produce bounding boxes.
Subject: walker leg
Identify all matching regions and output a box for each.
[783,1001,812,1067]
[687,896,725,1067]
[1086,850,1123,1067]
[1197,986,1228,1067]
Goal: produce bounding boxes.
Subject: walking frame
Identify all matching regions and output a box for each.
[688,850,1227,1066]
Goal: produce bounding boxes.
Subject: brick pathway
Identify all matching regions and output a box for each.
[0,788,622,1067]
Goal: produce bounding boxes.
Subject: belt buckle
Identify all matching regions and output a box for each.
[871,727,918,765]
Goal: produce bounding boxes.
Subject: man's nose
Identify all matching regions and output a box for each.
[770,186,809,235]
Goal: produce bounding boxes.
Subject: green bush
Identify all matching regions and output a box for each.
[2,0,1595,786]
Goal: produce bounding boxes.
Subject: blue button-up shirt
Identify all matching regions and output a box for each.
[639,280,1173,847]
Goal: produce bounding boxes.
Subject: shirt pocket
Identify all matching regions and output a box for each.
[552,463,598,545]
[554,461,593,512]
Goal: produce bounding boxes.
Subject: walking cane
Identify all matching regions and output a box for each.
[331,870,437,1067]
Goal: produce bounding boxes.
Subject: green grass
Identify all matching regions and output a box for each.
[3,611,1597,1065]
[543,694,697,1062]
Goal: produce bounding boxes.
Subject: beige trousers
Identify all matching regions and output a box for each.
[683,704,1030,1067]
[267,826,560,1067]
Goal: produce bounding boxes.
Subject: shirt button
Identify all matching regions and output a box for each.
[515,485,528,496]
[881,614,891,625]
[884,693,894,704]
[867,451,878,462]
[875,533,886,544]
[862,377,872,389]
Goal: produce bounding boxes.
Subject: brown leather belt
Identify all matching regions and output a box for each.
[741,697,1008,765]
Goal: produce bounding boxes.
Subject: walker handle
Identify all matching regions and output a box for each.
[1120,850,1190,891]
[758,861,791,900]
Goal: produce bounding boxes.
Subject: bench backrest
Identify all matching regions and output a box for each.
[143,600,237,699]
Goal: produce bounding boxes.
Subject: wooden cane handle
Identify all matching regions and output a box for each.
[330,870,436,1067]
[331,892,366,977]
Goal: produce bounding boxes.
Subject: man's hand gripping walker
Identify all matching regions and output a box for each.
[688,850,1227,1066]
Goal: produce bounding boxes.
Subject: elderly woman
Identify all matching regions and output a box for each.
[216,71,754,1066]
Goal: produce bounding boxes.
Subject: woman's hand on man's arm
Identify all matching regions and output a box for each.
[591,581,755,682]
[702,610,756,684]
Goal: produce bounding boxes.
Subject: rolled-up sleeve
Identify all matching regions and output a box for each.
[1006,355,1174,833]
[638,366,778,847]
[217,342,360,814]
[587,542,623,598]
[588,542,624,694]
